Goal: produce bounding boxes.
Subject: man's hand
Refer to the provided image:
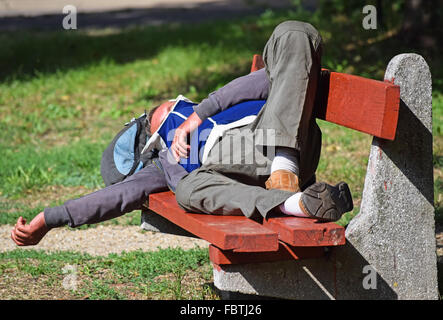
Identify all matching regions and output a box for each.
[170,112,203,162]
[171,126,191,161]
[10,212,50,246]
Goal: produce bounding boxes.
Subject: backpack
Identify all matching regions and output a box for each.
[100,112,158,186]
[146,98,266,173]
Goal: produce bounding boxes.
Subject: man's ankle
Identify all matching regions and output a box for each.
[271,147,299,175]
[279,192,309,217]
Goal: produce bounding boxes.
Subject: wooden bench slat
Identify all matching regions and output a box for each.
[149,192,345,250]
[149,191,279,252]
[262,216,345,247]
[250,54,265,73]
[315,70,400,140]
[209,243,326,266]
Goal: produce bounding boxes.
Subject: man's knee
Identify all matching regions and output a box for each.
[272,20,321,50]
[175,169,219,213]
[273,20,317,36]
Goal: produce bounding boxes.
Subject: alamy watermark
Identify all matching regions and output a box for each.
[362,265,377,290]
[164,127,276,175]
[62,264,78,291]
[62,5,77,30]
[362,5,377,30]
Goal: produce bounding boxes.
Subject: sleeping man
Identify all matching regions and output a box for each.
[10,20,353,247]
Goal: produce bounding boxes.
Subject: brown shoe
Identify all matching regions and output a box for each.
[299,182,353,222]
[265,170,300,193]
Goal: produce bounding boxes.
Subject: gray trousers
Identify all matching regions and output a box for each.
[175,21,323,219]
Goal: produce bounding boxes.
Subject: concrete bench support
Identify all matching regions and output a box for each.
[212,54,439,299]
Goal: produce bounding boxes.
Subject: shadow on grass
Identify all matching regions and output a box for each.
[0,0,287,31]
[1,6,441,93]
[0,13,273,83]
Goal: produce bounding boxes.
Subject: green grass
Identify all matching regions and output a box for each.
[0,7,441,299]
[0,248,215,300]
[316,121,372,226]
[0,140,106,198]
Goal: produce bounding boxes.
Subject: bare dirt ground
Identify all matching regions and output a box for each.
[0,224,208,256]
[0,0,295,17]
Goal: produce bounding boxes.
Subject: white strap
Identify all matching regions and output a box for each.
[201,115,257,163]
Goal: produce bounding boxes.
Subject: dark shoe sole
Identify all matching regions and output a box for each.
[300,182,353,222]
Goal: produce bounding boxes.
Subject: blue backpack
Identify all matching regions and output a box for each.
[145,97,266,173]
[100,112,157,186]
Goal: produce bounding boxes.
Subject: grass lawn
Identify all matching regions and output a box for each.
[0,7,441,299]
[0,248,215,299]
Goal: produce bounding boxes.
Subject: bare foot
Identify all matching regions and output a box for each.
[11,212,50,246]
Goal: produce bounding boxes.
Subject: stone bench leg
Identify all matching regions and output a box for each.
[213,53,439,300]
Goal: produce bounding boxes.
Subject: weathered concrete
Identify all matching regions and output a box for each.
[345,53,438,299]
[213,53,439,300]
[213,244,399,299]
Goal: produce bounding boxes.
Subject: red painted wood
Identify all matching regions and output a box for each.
[263,216,345,247]
[250,55,400,140]
[316,70,400,140]
[381,84,401,139]
[250,54,265,73]
[209,242,325,265]
[149,191,279,252]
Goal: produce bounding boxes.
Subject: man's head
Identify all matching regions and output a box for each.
[148,100,175,134]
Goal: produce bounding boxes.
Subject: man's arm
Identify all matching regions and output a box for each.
[193,68,269,121]
[171,68,269,161]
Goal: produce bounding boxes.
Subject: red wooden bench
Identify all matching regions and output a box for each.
[144,54,400,269]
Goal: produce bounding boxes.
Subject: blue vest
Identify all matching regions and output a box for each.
[155,97,266,172]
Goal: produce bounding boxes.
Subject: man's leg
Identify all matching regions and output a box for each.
[44,162,169,228]
[175,167,292,219]
[176,166,353,222]
[250,20,323,187]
